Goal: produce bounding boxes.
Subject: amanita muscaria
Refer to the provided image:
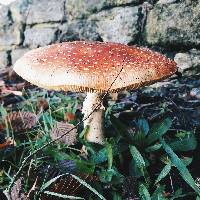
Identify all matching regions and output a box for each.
[13,41,177,144]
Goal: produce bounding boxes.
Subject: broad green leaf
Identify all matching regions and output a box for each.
[106,143,113,170]
[155,163,171,184]
[91,143,127,165]
[151,185,166,200]
[181,157,193,166]
[113,192,122,200]
[110,115,133,142]
[147,118,172,145]
[129,146,150,185]
[79,125,89,139]
[130,146,145,170]
[132,130,146,147]
[129,159,143,177]
[45,148,69,161]
[98,168,124,184]
[137,119,149,135]
[139,184,151,200]
[91,147,108,164]
[98,169,114,183]
[160,137,200,196]
[75,159,95,174]
[169,134,197,152]
[145,143,162,152]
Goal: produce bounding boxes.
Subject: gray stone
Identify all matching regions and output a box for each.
[0,6,12,28]
[0,51,8,69]
[190,87,200,99]
[157,0,177,4]
[90,6,139,44]
[145,1,200,47]
[58,20,100,42]
[0,24,22,49]
[24,26,58,48]
[174,53,192,72]
[11,48,29,64]
[0,4,22,49]
[174,49,200,74]
[190,49,200,66]
[66,0,140,20]
[25,0,65,24]
[10,0,31,23]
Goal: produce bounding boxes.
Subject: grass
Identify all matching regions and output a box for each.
[0,88,200,199]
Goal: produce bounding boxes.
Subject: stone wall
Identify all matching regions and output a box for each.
[0,0,200,75]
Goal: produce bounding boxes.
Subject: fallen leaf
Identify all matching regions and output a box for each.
[50,122,77,145]
[64,112,76,122]
[40,173,98,200]
[6,111,38,132]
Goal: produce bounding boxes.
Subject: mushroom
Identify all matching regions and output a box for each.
[13,41,177,144]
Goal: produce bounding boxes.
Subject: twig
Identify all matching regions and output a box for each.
[169,172,174,194]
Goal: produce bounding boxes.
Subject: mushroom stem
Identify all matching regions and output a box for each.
[82,92,105,144]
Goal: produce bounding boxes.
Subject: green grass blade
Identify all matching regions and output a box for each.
[129,145,150,184]
[106,142,113,170]
[130,145,145,170]
[151,185,166,200]
[160,137,200,195]
[43,191,84,199]
[169,133,197,152]
[155,163,171,184]
[40,174,63,191]
[147,118,172,145]
[145,143,162,152]
[139,183,151,200]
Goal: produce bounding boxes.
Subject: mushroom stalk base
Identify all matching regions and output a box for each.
[82,93,105,144]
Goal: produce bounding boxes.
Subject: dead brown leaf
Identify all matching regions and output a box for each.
[64,112,76,122]
[50,122,77,145]
[6,111,38,133]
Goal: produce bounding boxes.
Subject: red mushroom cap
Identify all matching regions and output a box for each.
[13,41,177,92]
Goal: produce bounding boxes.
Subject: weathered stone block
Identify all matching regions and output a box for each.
[24,26,58,48]
[174,53,192,73]
[11,48,29,64]
[0,6,12,28]
[0,4,23,49]
[145,1,200,47]
[59,20,100,42]
[0,24,22,48]
[174,49,200,74]
[10,0,31,23]
[90,6,139,44]
[66,0,140,20]
[0,51,9,69]
[26,0,65,24]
